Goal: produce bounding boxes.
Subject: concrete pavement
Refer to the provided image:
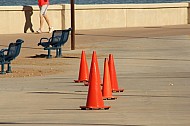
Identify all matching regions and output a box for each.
[0,25,190,126]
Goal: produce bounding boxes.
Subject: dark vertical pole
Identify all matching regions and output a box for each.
[70,0,75,50]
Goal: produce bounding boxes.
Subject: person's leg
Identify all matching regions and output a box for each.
[41,5,53,33]
[39,14,44,31]
[43,14,51,28]
[43,14,53,33]
[37,5,52,33]
[37,6,45,33]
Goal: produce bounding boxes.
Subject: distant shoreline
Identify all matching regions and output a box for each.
[0,0,189,6]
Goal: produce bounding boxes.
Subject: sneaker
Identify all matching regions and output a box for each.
[36,29,42,34]
[49,27,54,33]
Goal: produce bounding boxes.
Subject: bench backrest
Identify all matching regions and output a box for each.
[51,28,72,47]
[15,39,24,57]
[5,39,24,61]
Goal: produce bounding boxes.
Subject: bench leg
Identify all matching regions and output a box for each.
[6,63,12,73]
[1,63,6,74]
[59,48,62,57]
[47,49,52,59]
[55,48,62,58]
[55,49,59,58]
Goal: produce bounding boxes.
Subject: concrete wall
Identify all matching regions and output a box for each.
[126,3,188,27]
[0,3,189,34]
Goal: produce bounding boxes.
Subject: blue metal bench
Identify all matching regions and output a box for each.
[0,39,24,74]
[38,28,72,58]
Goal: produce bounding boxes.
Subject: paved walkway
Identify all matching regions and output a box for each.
[0,25,190,126]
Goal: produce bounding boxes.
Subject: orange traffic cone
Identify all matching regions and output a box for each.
[84,51,102,86]
[108,54,124,93]
[74,50,89,83]
[80,61,110,110]
[102,58,117,100]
